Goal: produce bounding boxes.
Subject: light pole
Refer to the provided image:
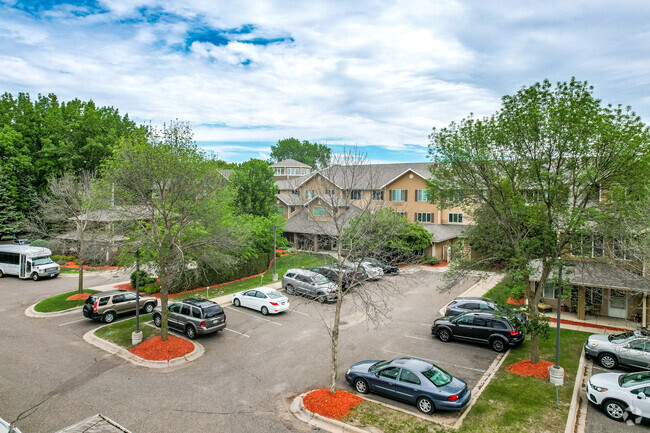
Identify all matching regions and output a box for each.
[131,248,143,345]
[549,262,564,408]
[272,224,278,282]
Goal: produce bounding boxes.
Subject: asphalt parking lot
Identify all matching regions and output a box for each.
[0,268,496,433]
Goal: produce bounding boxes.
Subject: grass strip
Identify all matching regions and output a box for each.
[342,401,442,433]
[34,289,101,312]
[175,252,334,300]
[94,314,158,348]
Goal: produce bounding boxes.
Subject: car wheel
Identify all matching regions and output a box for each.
[0,269,3,278]
[603,399,627,421]
[153,314,162,327]
[354,378,369,394]
[491,338,507,352]
[437,329,451,342]
[233,298,241,307]
[598,353,618,369]
[103,311,115,324]
[144,302,155,313]
[286,284,295,295]
[416,397,435,415]
[186,325,197,340]
[261,306,269,315]
[31,273,39,281]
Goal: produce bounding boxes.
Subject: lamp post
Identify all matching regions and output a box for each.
[549,262,565,408]
[131,248,143,345]
[272,224,278,282]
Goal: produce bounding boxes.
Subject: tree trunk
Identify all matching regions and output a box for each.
[78,262,84,294]
[525,261,551,364]
[160,271,169,341]
[530,333,540,364]
[330,291,342,394]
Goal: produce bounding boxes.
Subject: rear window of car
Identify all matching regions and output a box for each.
[422,366,452,387]
[99,297,109,306]
[267,290,283,299]
[491,320,507,330]
[203,305,223,318]
[191,307,202,318]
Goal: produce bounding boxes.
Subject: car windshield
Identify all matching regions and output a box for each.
[609,331,636,342]
[313,274,330,284]
[619,372,650,388]
[422,365,452,387]
[32,256,54,266]
[369,360,391,373]
[364,258,380,265]
[202,305,222,318]
[267,290,283,299]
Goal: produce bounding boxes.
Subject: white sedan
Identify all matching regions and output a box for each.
[232,286,290,315]
[587,370,650,422]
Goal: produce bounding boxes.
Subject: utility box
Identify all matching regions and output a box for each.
[549,365,564,386]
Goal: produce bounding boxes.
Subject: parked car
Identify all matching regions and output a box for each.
[584,329,650,370]
[152,298,226,339]
[282,269,338,302]
[311,266,354,290]
[587,371,650,421]
[232,286,289,315]
[444,297,498,317]
[361,257,399,274]
[351,260,384,280]
[431,311,525,352]
[83,290,158,323]
[345,356,471,414]
[11,239,30,245]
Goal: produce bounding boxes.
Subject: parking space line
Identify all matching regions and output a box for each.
[58,318,88,326]
[225,306,282,325]
[225,328,250,337]
[383,349,486,373]
[419,323,431,326]
[405,334,431,341]
[289,309,310,316]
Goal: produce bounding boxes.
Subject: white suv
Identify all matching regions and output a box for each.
[587,371,650,422]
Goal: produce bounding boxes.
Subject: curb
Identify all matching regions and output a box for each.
[25,304,82,318]
[564,347,588,433]
[290,391,371,433]
[82,324,204,369]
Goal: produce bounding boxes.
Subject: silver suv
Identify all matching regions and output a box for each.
[83,290,158,323]
[152,298,226,339]
[282,268,338,303]
[585,329,650,370]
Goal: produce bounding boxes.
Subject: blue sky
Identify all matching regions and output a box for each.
[1,1,649,164]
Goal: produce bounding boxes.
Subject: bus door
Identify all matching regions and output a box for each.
[19,254,26,278]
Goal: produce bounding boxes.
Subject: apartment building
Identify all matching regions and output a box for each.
[271,159,469,260]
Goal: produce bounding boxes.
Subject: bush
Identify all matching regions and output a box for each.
[141,283,160,294]
[52,255,77,265]
[421,256,441,265]
[30,239,47,247]
[130,270,154,288]
[285,247,297,254]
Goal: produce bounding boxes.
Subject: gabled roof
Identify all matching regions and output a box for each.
[277,194,305,206]
[421,224,468,242]
[282,205,362,235]
[304,194,348,207]
[379,168,428,189]
[271,159,312,168]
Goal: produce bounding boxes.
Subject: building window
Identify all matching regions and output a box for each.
[613,239,634,261]
[448,213,463,223]
[416,212,432,223]
[313,207,327,216]
[415,190,428,202]
[276,206,284,215]
[372,190,384,200]
[333,206,339,214]
[572,233,604,258]
[274,168,284,175]
[542,282,560,299]
[389,189,407,202]
[301,168,310,175]
[396,212,407,218]
[290,206,296,213]
[305,189,315,200]
[350,190,361,200]
[325,189,334,195]
[292,189,299,195]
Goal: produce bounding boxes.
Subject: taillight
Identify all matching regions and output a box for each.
[93,300,98,313]
[356,272,361,276]
[448,394,459,401]
[200,321,206,327]
[510,330,520,336]
[270,302,279,306]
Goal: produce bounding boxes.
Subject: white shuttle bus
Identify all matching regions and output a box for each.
[0,245,60,280]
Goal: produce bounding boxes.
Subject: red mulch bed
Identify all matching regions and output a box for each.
[61,261,121,270]
[130,335,194,361]
[66,293,91,301]
[507,297,526,305]
[302,388,363,420]
[506,359,554,379]
[550,317,629,332]
[422,261,448,268]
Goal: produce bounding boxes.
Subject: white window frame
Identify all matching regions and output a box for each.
[372,190,384,200]
[350,190,361,200]
[416,212,432,223]
[390,189,407,202]
[324,189,334,195]
[313,206,327,217]
[448,213,463,223]
[305,189,315,200]
[415,189,428,202]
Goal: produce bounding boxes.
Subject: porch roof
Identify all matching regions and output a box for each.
[530,259,650,293]
[282,206,361,236]
[421,224,469,243]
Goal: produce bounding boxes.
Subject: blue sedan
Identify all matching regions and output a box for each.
[345,357,471,414]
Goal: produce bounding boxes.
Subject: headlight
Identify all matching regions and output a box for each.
[591,384,608,392]
[588,341,599,348]
[346,368,351,375]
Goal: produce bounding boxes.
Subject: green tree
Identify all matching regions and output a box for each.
[428,78,650,363]
[270,137,331,168]
[0,167,22,238]
[230,159,279,217]
[102,121,248,341]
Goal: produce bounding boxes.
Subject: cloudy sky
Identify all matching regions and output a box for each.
[1,1,649,163]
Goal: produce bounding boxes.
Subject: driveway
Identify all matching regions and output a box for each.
[0,269,496,432]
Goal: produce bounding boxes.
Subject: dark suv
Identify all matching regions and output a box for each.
[152,298,226,339]
[311,265,356,290]
[444,297,498,317]
[83,290,158,323]
[431,311,524,352]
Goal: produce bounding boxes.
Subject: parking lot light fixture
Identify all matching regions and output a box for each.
[131,249,143,345]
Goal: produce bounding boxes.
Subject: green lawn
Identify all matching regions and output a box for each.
[457,328,589,433]
[94,314,159,348]
[174,252,334,300]
[33,289,101,312]
[343,401,441,433]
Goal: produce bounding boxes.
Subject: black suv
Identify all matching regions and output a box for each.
[152,298,226,339]
[444,297,498,317]
[431,311,524,352]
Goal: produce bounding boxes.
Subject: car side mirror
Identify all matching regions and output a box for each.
[638,392,646,400]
